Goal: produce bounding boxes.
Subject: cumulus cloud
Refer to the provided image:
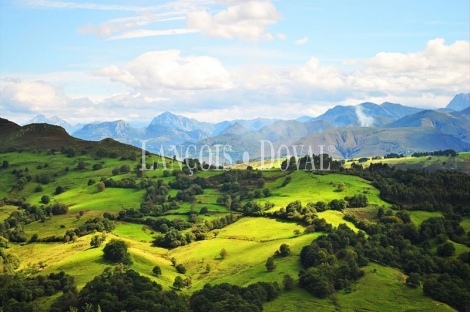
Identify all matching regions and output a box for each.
[277,33,287,40]
[295,37,308,45]
[94,50,233,90]
[2,38,468,124]
[186,0,281,40]
[0,80,69,113]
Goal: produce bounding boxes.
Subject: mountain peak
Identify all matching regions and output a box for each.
[446,93,470,111]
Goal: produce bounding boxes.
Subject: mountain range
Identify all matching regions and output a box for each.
[15,93,470,160]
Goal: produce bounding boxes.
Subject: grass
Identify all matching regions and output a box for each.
[409,210,443,226]
[113,222,156,243]
[260,171,390,210]
[343,152,470,173]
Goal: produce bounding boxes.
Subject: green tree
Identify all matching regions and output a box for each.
[152,265,162,276]
[337,182,345,192]
[2,160,9,169]
[170,257,177,266]
[406,273,420,288]
[103,239,132,265]
[55,186,65,195]
[120,165,131,174]
[437,242,455,257]
[41,195,50,204]
[266,257,276,272]
[220,248,228,259]
[176,264,187,274]
[205,263,211,273]
[173,276,185,290]
[90,234,106,248]
[279,244,291,257]
[97,182,105,192]
[283,274,295,291]
[112,167,119,175]
[77,160,86,170]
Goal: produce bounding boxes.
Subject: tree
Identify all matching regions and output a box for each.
[97,182,105,192]
[90,234,106,248]
[173,276,185,290]
[112,167,119,175]
[293,229,301,236]
[77,160,86,170]
[406,273,420,288]
[283,274,295,291]
[279,244,291,257]
[437,242,455,257]
[41,195,50,204]
[55,186,65,195]
[103,239,132,265]
[205,264,211,273]
[266,257,276,272]
[120,165,131,174]
[152,266,162,276]
[176,264,187,274]
[337,182,345,192]
[2,160,9,169]
[220,248,228,259]
[171,257,177,266]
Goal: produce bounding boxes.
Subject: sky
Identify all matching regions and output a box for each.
[0,0,469,126]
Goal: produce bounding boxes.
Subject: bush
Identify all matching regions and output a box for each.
[41,195,50,204]
[55,186,65,195]
[152,266,162,276]
[176,264,187,274]
[103,239,132,264]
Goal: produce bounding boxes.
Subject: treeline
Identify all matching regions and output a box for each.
[50,267,280,312]
[342,208,470,310]
[411,149,457,157]
[0,271,75,312]
[280,154,343,171]
[0,201,69,243]
[299,224,366,298]
[153,214,242,248]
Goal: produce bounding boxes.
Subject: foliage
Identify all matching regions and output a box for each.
[189,282,281,312]
[90,234,106,248]
[102,239,132,265]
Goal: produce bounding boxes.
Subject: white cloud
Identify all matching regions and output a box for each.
[94,50,233,90]
[107,28,199,40]
[277,33,287,40]
[77,11,188,38]
[295,37,308,45]
[0,81,68,113]
[186,0,281,40]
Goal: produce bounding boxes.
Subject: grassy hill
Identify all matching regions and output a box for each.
[0,147,465,311]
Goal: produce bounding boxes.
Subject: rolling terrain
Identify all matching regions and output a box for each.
[1,137,469,311]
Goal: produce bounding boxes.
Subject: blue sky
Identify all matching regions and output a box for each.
[0,0,469,125]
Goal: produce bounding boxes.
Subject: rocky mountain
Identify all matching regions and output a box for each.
[387,109,470,143]
[446,93,470,111]
[73,120,141,141]
[219,122,249,135]
[293,127,470,159]
[150,112,214,135]
[313,102,422,127]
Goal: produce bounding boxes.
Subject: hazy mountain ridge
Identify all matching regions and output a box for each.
[8,95,470,159]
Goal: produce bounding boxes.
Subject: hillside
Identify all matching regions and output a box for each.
[1,145,468,311]
[0,118,143,155]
